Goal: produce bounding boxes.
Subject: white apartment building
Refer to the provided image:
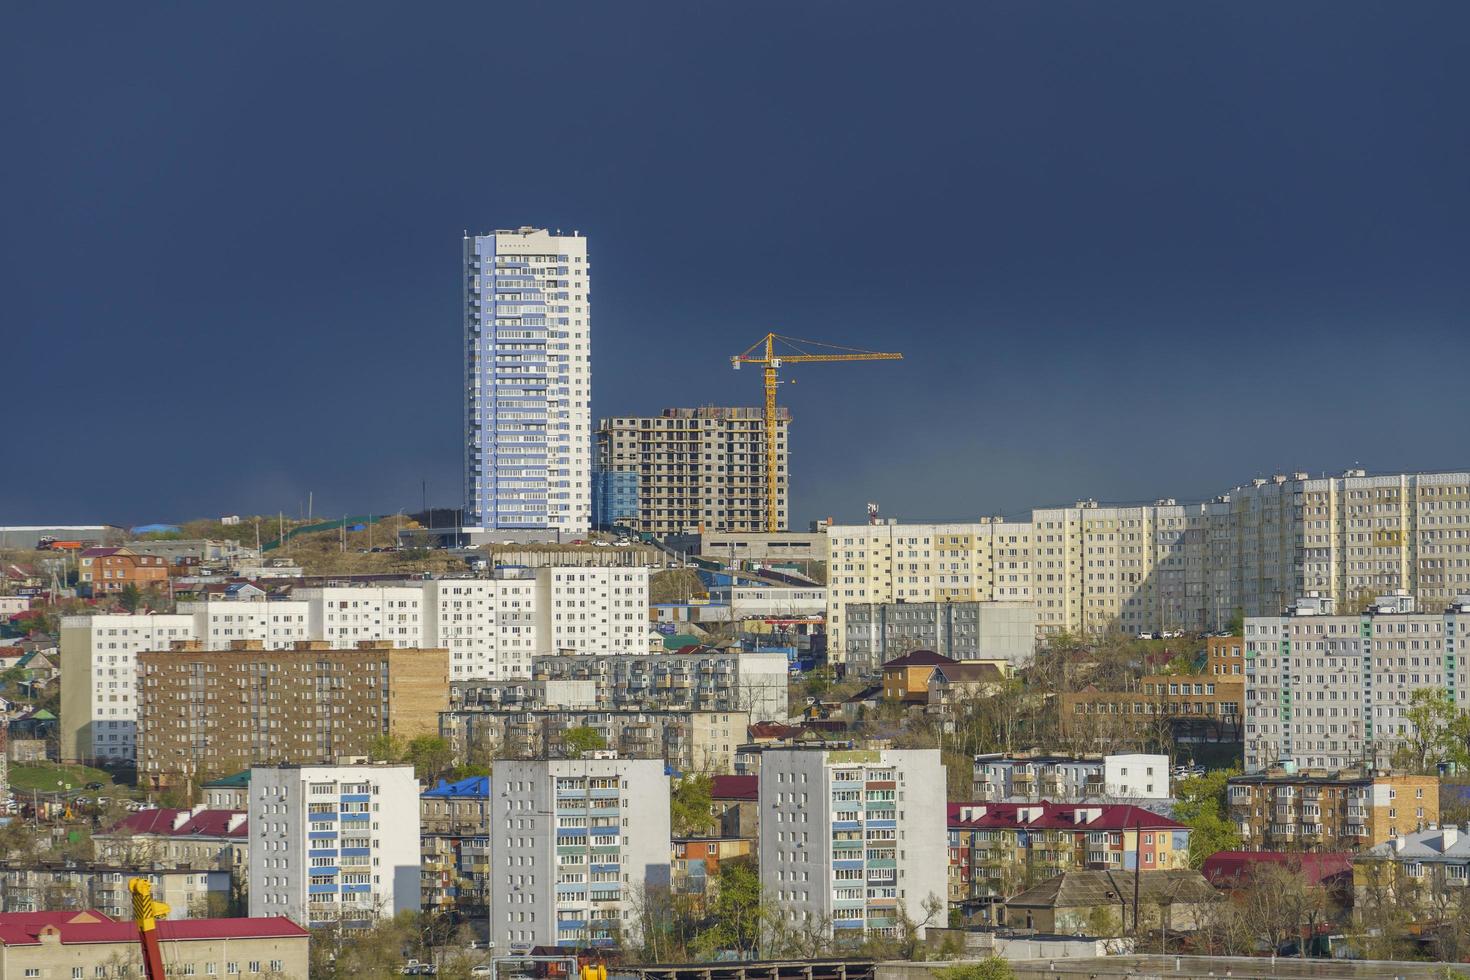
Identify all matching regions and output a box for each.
[491,758,670,951]
[61,568,649,762]
[59,614,195,763]
[248,763,421,929]
[970,753,1170,801]
[1244,593,1470,772]
[759,748,946,942]
[464,227,591,533]
[826,469,1470,661]
[536,567,648,654]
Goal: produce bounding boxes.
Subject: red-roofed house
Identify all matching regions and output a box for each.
[0,911,307,978]
[709,774,760,840]
[1202,850,1353,890]
[947,801,1191,909]
[881,650,957,703]
[94,807,249,883]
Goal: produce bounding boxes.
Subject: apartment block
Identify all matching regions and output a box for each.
[463,228,591,533]
[249,763,421,928]
[970,754,1170,802]
[1227,769,1438,851]
[94,807,250,884]
[421,776,491,921]
[947,802,1189,907]
[1244,593,1470,771]
[825,469,1470,661]
[1060,675,1245,744]
[0,865,231,919]
[137,640,448,787]
[759,748,947,943]
[490,758,670,951]
[596,407,790,534]
[531,651,789,722]
[846,601,1036,675]
[0,912,307,980]
[444,708,748,774]
[62,570,646,762]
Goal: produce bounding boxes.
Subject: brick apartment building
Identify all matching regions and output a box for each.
[1227,769,1439,852]
[78,547,168,596]
[137,639,448,787]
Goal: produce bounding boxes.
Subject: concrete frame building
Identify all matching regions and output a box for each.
[490,758,670,951]
[464,227,591,533]
[62,569,648,763]
[970,754,1170,802]
[843,600,1036,675]
[1244,593,1470,772]
[825,469,1470,660]
[759,747,947,943]
[248,763,422,929]
[595,407,790,534]
[420,776,491,921]
[531,651,790,722]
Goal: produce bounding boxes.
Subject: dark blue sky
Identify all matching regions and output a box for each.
[5,2,1468,527]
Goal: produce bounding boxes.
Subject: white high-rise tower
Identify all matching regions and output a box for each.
[463,227,590,533]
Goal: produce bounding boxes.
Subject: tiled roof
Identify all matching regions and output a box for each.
[108,808,248,838]
[0,915,308,946]
[881,650,955,668]
[709,775,758,801]
[930,663,1004,683]
[948,800,1186,832]
[1006,869,1217,910]
[1202,850,1353,887]
[423,776,490,798]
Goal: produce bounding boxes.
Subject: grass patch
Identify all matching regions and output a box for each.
[9,762,138,797]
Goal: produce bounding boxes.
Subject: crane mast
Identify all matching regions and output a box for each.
[731,332,902,533]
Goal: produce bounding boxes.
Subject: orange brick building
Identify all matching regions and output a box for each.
[78,547,168,596]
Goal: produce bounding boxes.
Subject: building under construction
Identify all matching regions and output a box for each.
[595,407,789,534]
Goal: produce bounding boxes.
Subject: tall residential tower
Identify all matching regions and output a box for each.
[463,228,590,533]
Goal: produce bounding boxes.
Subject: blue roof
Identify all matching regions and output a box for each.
[422,776,490,799]
[131,524,181,534]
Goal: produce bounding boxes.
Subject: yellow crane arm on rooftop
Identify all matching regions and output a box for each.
[731,332,902,532]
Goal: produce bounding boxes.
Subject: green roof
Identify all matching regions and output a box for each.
[27,709,55,721]
[202,770,252,788]
[662,634,703,650]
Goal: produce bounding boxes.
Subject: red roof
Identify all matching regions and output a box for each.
[108,808,248,838]
[710,775,758,802]
[0,913,305,946]
[948,801,1186,832]
[748,721,800,739]
[881,650,956,669]
[1201,850,1353,888]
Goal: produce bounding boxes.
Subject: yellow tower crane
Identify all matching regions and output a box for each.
[731,332,903,533]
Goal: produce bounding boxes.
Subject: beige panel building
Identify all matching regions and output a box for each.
[826,469,1470,664]
[136,640,448,788]
[596,406,789,533]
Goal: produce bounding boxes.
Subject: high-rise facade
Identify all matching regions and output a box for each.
[248,763,422,928]
[758,748,947,943]
[826,469,1470,662]
[464,228,591,533]
[1243,593,1470,772]
[595,407,790,534]
[490,758,670,951]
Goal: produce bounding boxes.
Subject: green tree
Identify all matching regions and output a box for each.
[405,735,455,781]
[1174,769,1241,867]
[1392,688,1470,775]
[558,725,607,758]
[935,960,1017,980]
[368,734,405,763]
[118,584,143,613]
[693,858,763,958]
[670,773,717,837]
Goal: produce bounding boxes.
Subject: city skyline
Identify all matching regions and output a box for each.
[5,2,1469,527]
